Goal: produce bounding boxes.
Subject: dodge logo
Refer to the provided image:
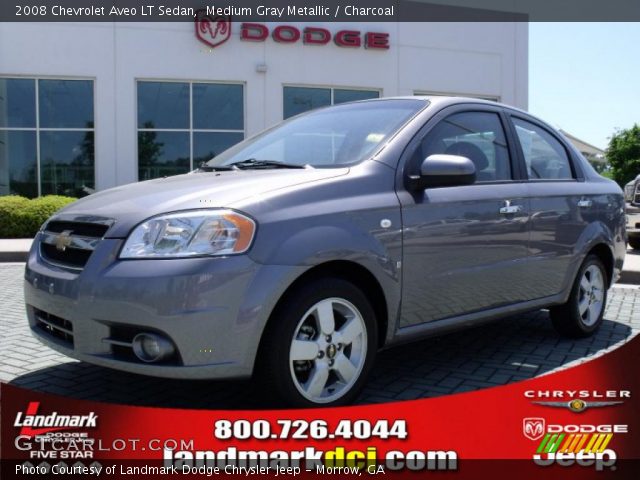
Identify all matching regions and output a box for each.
[523,417,545,441]
[195,10,231,49]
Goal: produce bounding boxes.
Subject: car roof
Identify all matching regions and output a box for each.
[368,95,529,116]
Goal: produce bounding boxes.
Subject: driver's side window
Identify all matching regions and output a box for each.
[417,111,512,183]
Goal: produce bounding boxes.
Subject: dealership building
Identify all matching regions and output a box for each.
[0,21,528,197]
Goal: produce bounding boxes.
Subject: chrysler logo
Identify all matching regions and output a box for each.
[55,230,74,252]
[532,399,624,413]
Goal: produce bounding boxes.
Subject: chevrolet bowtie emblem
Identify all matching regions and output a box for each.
[533,399,623,413]
[55,230,74,252]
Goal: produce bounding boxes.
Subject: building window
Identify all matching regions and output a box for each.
[137,81,244,181]
[0,78,95,198]
[283,86,380,119]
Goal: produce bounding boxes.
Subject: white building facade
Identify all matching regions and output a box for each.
[0,21,528,197]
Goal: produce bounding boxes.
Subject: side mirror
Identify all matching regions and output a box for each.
[408,154,476,190]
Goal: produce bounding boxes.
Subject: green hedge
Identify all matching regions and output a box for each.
[0,195,77,238]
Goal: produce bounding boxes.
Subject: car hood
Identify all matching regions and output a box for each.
[53,168,348,238]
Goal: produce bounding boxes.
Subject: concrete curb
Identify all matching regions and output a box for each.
[619,270,640,286]
[0,239,32,263]
[0,252,28,262]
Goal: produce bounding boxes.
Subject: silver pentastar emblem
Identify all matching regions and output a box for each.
[533,399,623,413]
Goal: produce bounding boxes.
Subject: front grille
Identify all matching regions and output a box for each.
[105,325,140,363]
[41,243,92,268]
[34,308,74,345]
[39,219,110,270]
[46,220,109,238]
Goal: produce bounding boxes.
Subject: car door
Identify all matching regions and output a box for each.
[397,106,531,328]
[508,115,594,299]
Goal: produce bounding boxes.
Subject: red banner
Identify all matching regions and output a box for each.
[2,335,639,479]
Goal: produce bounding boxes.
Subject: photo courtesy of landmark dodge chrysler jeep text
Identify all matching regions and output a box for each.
[24,97,626,407]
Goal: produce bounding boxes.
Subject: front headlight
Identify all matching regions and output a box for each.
[119,210,256,258]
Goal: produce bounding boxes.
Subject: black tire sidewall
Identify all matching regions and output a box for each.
[263,278,378,408]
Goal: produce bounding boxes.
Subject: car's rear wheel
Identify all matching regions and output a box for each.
[259,278,377,407]
[550,254,607,338]
[629,237,640,250]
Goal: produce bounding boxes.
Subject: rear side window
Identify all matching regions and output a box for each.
[419,112,512,182]
[513,118,573,180]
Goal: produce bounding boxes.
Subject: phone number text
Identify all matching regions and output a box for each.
[214,419,407,440]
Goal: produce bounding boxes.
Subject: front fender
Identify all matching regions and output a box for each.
[246,212,403,353]
[235,162,403,354]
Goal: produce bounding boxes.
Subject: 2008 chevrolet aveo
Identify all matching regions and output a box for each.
[25,97,626,407]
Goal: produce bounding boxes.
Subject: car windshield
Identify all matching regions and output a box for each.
[204,99,425,169]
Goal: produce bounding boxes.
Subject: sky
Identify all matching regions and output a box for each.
[528,23,640,151]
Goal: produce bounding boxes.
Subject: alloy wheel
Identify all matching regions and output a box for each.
[288,297,367,404]
[578,264,605,327]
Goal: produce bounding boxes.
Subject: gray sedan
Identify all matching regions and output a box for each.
[24,97,626,407]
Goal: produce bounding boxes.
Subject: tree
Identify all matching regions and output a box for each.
[606,124,640,186]
[138,122,164,180]
[587,158,609,174]
[138,121,163,166]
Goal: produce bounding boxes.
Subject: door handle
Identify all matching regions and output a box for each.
[578,198,593,208]
[500,200,522,215]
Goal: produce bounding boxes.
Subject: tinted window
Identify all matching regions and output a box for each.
[193,132,244,165]
[0,78,36,128]
[283,86,380,119]
[137,81,245,180]
[0,130,38,197]
[419,111,512,182]
[138,131,190,181]
[334,89,380,104]
[39,80,94,129]
[137,82,189,129]
[513,118,573,180]
[193,83,243,130]
[0,78,94,198]
[283,87,331,119]
[40,131,94,196]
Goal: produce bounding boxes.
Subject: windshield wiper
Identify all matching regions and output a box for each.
[196,162,234,172]
[226,158,308,169]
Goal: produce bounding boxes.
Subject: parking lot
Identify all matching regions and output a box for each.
[1,262,639,409]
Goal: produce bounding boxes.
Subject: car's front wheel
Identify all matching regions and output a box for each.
[629,237,640,250]
[259,278,377,407]
[550,254,608,338]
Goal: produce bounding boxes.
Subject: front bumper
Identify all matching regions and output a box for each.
[24,234,304,380]
[626,203,640,238]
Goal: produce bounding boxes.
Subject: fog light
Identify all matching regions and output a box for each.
[132,333,175,363]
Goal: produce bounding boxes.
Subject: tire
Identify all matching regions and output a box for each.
[550,254,608,338]
[258,277,377,407]
[629,237,640,250]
